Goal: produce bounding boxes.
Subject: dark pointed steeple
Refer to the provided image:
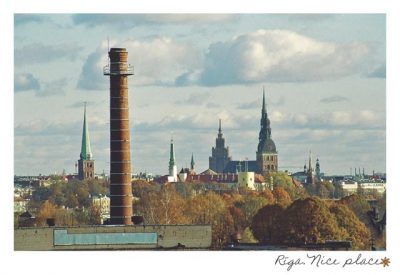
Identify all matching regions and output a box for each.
[190,153,195,170]
[262,86,266,114]
[80,102,92,160]
[169,136,175,168]
[307,150,315,184]
[257,88,275,153]
[218,118,222,138]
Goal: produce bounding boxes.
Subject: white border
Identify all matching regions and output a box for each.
[2,1,399,274]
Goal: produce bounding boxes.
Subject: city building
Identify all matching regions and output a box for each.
[91,195,110,222]
[78,103,95,180]
[339,180,386,196]
[209,119,232,173]
[220,89,278,176]
[291,153,323,185]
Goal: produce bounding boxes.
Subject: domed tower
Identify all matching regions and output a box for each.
[256,88,278,175]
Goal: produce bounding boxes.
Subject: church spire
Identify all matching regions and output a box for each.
[258,88,272,145]
[80,102,92,160]
[169,136,175,167]
[218,119,222,138]
[262,86,266,115]
[190,153,195,170]
[168,136,178,181]
[307,150,314,184]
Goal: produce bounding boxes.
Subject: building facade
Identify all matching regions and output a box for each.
[78,104,94,180]
[209,119,232,173]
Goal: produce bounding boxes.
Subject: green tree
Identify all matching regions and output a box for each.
[241,227,257,243]
[272,172,306,200]
[234,195,269,227]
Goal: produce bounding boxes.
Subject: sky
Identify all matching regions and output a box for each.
[14,14,386,176]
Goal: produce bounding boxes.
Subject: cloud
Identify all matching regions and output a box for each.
[206,102,221,108]
[273,110,384,130]
[72,14,238,28]
[15,43,82,65]
[175,92,211,105]
[238,96,285,110]
[237,100,259,110]
[15,73,68,97]
[15,116,107,137]
[320,95,349,104]
[287,14,336,22]
[14,73,40,92]
[78,38,200,89]
[177,29,370,86]
[14,14,45,26]
[367,63,386,78]
[68,101,97,108]
[36,78,68,97]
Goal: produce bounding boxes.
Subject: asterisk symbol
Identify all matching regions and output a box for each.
[380,257,390,267]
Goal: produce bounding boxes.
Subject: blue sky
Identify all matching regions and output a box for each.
[14,14,386,176]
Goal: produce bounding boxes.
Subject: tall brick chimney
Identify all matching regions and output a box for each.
[104,48,134,225]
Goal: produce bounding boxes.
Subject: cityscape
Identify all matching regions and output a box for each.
[14,14,386,251]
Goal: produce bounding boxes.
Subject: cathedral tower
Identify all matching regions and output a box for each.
[256,88,278,175]
[209,119,232,173]
[78,103,95,180]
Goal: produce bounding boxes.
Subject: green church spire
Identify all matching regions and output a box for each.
[80,103,92,160]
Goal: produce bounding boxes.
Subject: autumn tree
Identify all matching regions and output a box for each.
[36,200,57,226]
[259,189,276,204]
[185,191,234,249]
[329,203,371,249]
[272,187,292,207]
[158,184,188,224]
[283,197,349,245]
[134,184,187,225]
[251,204,285,244]
[339,194,371,224]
